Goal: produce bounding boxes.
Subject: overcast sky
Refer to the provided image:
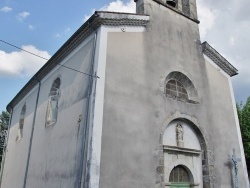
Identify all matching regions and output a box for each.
[0,0,249,111]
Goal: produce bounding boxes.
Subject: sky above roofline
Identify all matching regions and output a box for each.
[0,0,250,111]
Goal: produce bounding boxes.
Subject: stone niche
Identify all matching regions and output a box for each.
[163,119,203,187]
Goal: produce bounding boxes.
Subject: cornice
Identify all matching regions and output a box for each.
[202,42,238,77]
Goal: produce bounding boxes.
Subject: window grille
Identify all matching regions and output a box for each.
[169,166,190,183]
[166,79,188,100]
[165,71,199,103]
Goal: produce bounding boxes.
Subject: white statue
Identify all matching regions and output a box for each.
[176,124,184,147]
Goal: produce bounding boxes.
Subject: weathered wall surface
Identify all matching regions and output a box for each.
[203,56,246,187]
[1,35,95,188]
[26,36,95,188]
[1,87,38,188]
[99,1,247,188]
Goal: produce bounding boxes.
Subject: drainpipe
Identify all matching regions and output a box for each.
[78,30,98,188]
[23,79,41,188]
[0,106,13,188]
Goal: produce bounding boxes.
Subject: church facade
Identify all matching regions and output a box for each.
[0,0,249,187]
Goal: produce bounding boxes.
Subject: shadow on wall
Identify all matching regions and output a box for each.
[224,155,234,187]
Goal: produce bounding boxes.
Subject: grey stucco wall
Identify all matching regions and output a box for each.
[1,35,95,188]
[99,2,247,188]
[203,58,245,187]
[26,37,95,188]
[1,87,38,188]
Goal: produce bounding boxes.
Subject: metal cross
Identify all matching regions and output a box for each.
[232,149,241,188]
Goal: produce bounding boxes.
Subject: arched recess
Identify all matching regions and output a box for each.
[16,104,26,141]
[45,77,61,127]
[156,113,211,188]
[165,71,199,103]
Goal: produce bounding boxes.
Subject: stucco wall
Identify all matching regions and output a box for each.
[26,36,95,188]
[1,87,38,188]
[99,2,247,188]
[203,56,246,187]
[1,35,95,188]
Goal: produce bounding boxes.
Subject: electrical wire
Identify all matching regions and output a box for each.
[0,40,48,61]
[0,39,99,78]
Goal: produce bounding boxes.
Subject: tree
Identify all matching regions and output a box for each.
[0,111,9,130]
[0,111,9,170]
[237,97,250,160]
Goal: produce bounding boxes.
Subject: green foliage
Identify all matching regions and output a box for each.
[0,110,9,170]
[237,97,250,160]
[0,111,9,130]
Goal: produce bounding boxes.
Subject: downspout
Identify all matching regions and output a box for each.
[78,30,98,188]
[0,106,13,188]
[23,79,41,188]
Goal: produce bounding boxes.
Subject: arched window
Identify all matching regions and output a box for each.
[165,71,199,103]
[45,78,61,127]
[169,165,190,183]
[16,104,26,141]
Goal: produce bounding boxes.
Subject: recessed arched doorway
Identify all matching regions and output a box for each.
[163,119,203,187]
[169,165,192,188]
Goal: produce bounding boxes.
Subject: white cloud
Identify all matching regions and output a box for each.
[101,0,135,13]
[229,36,235,46]
[0,45,51,78]
[28,24,35,30]
[55,33,61,38]
[18,11,30,21]
[83,9,95,22]
[55,27,71,38]
[196,0,250,102]
[83,0,135,22]
[197,0,216,38]
[0,6,12,13]
[64,27,71,33]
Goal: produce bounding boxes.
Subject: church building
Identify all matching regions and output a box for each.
[0,0,249,187]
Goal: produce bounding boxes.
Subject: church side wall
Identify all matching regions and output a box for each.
[26,35,95,188]
[99,2,247,188]
[1,87,38,188]
[1,34,96,188]
[203,56,248,187]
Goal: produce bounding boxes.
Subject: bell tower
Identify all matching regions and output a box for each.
[134,0,198,21]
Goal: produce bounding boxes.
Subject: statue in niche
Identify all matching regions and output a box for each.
[176,124,184,147]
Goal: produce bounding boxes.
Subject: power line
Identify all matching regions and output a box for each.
[0,39,99,78]
[0,40,48,61]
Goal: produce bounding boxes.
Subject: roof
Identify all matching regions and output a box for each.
[202,42,238,77]
[6,11,149,112]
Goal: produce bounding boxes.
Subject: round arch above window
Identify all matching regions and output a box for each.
[165,71,199,103]
[169,165,192,183]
